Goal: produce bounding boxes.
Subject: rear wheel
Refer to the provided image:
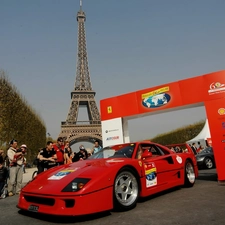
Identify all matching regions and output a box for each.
[184,160,195,187]
[204,157,214,169]
[114,168,139,211]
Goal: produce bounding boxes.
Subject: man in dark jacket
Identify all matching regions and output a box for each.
[191,143,198,155]
[0,158,8,194]
[38,141,57,174]
[0,150,4,165]
[72,145,88,162]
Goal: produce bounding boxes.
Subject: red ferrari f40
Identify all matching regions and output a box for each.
[17,141,198,216]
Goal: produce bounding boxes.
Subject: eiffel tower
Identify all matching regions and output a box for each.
[59,1,102,145]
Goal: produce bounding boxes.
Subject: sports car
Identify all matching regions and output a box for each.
[17,141,198,216]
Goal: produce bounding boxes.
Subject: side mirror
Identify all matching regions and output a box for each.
[141,151,152,159]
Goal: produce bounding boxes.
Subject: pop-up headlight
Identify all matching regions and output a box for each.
[62,178,90,192]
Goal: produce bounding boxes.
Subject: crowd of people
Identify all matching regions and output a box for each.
[0,138,102,199]
[35,138,102,174]
[0,139,27,197]
[169,142,207,154]
[190,142,205,155]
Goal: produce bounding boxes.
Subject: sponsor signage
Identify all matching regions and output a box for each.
[100,70,225,182]
[102,118,124,147]
[205,98,225,180]
[208,82,225,95]
[218,108,225,115]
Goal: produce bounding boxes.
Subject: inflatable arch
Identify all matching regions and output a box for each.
[100,70,225,184]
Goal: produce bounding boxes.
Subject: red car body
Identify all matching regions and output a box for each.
[17,141,198,216]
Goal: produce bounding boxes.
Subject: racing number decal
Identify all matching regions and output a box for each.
[145,162,157,187]
[48,169,78,180]
[176,155,182,164]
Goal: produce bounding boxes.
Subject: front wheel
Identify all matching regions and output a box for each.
[32,170,38,179]
[113,168,139,211]
[204,157,214,169]
[184,160,195,187]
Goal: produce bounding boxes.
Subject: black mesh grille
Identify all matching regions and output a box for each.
[24,195,55,206]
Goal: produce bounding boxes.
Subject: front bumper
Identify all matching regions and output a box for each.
[17,186,113,216]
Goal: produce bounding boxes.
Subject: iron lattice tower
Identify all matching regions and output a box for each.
[59,2,102,145]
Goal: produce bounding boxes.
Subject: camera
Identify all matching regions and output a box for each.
[17,148,26,154]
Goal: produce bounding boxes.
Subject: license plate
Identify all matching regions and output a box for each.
[28,205,39,212]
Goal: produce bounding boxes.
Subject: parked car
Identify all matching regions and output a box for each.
[196,147,215,169]
[17,141,198,216]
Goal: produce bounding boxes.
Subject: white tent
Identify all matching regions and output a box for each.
[186,119,211,147]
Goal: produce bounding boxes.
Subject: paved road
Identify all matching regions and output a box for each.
[1,168,224,225]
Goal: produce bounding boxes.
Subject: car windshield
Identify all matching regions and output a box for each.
[89,143,136,159]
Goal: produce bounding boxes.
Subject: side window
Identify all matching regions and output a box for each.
[149,146,159,155]
[136,145,151,159]
[136,144,165,159]
[149,145,164,156]
[156,145,169,155]
[136,145,143,159]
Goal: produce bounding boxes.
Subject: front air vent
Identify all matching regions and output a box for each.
[64,199,75,208]
[24,195,55,206]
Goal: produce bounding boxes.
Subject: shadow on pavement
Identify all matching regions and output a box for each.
[137,186,181,204]
[18,209,111,223]
[197,172,218,181]
[197,168,218,182]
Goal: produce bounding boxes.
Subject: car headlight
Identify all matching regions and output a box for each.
[62,178,90,192]
[196,156,204,161]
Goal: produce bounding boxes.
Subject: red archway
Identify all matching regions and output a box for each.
[100,70,225,184]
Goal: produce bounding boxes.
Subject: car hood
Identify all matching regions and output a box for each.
[196,152,211,158]
[22,158,136,195]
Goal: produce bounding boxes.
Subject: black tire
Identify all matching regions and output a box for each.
[203,157,214,169]
[32,170,38,179]
[184,160,195,187]
[113,168,139,211]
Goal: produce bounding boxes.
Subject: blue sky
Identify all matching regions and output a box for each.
[1,0,225,149]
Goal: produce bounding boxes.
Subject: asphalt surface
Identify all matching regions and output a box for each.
[0,168,224,225]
